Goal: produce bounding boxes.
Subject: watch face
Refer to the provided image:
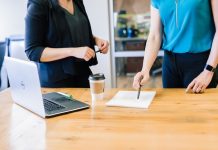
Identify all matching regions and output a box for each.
[205,65,216,72]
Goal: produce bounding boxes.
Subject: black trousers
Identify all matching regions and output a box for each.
[162,50,217,88]
[41,75,90,88]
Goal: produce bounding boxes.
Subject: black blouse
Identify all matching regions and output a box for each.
[25,0,98,84]
[62,1,91,48]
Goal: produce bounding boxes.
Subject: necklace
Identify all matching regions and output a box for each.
[175,0,179,28]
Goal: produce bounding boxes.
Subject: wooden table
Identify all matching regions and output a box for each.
[0,88,218,150]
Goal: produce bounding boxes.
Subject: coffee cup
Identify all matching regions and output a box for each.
[89,73,105,101]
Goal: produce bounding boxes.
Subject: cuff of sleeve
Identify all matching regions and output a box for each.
[27,46,45,62]
[151,2,159,9]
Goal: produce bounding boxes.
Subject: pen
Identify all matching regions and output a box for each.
[137,76,143,100]
[58,92,73,99]
[95,49,101,53]
[137,85,142,100]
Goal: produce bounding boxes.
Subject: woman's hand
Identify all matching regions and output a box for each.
[95,37,109,54]
[71,46,95,61]
[186,70,214,93]
[133,70,150,89]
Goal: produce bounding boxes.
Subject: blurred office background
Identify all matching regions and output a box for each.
[0,0,163,91]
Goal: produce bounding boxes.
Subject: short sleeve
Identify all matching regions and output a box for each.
[151,0,159,9]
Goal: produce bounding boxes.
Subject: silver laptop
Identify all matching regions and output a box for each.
[4,57,89,118]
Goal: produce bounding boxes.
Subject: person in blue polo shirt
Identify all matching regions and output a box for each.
[133,0,218,93]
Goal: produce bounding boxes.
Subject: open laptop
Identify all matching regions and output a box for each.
[4,57,89,118]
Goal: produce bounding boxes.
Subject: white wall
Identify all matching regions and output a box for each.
[0,0,27,90]
[0,0,27,40]
[83,0,112,88]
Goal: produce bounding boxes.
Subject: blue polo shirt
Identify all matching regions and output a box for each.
[151,0,215,53]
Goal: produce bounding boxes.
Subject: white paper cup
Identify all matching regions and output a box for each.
[89,74,105,102]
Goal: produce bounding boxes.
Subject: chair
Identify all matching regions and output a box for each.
[7,35,27,60]
[0,35,26,90]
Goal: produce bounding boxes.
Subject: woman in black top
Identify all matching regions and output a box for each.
[25,0,109,88]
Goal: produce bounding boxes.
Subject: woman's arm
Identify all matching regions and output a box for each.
[186,0,218,93]
[25,0,48,62]
[141,7,162,72]
[133,6,163,89]
[206,0,218,67]
[40,47,95,62]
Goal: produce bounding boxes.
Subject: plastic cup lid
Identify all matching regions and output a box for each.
[89,73,105,81]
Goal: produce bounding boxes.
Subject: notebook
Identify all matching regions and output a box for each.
[106,91,156,109]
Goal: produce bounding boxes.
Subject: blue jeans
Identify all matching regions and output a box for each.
[162,50,217,88]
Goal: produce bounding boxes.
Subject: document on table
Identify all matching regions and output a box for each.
[106,91,156,109]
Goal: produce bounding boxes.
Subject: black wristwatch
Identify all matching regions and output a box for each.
[204,64,216,72]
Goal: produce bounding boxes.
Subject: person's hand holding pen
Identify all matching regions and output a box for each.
[133,70,150,90]
[94,36,109,54]
[133,71,150,99]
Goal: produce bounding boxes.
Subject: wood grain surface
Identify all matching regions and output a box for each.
[0,88,218,150]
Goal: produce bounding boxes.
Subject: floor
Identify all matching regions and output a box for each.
[117,75,162,88]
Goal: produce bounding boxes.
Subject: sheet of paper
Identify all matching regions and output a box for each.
[106,91,156,109]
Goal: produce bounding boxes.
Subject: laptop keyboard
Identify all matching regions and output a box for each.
[43,99,65,111]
